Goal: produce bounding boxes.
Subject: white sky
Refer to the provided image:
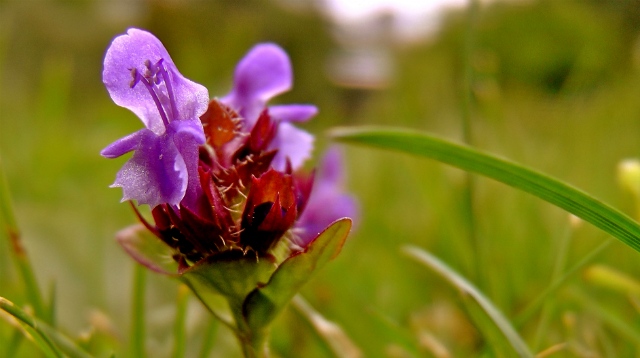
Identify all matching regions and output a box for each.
[323,0,468,22]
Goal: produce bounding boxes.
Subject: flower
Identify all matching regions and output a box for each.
[221,44,317,171]
[295,147,358,246]
[101,28,209,209]
[103,30,357,268]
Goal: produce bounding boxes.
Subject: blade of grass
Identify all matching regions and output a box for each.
[46,281,56,326]
[131,264,146,358]
[515,238,613,325]
[533,222,574,351]
[172,284,189,358]
[198,317,218,358]
[0,154,47,321]
[0,297,64,358]
[4,329,24,357]
[402,245,534,358]
[364,309,422,358]
[36,319,95,358]
[460,0,482,285]
[291,295,362,358]
[568,287,640,346]
[330,126,640,254]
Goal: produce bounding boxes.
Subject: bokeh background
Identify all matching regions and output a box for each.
[4,0,640,356]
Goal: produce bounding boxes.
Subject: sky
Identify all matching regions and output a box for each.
[323,0,468,22]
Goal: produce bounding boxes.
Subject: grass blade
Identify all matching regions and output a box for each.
[172,285,189,358]
[197,317,218,358]
[131,264,147,358]
[0,154,47,320]
[331,126,640,254]
[402,245,534,358]
[0,297,64,358]
[515,238,613,325]
[291,295,362,358]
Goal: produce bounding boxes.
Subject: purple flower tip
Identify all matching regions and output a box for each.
[221,43,317,171]
[101,28,209,208]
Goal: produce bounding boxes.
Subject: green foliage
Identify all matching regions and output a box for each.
[4,0,640,356]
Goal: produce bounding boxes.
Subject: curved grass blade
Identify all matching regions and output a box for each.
[0,297,64,358]
[330,126,640,254]
[402,245,534,358]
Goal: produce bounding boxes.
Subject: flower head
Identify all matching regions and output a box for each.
[104,30,357,271]
[101,28,209,208]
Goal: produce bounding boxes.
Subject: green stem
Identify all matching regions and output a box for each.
[131,264,146,358]
[230,304,269,358]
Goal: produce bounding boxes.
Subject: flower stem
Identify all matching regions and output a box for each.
[230,304,269,358]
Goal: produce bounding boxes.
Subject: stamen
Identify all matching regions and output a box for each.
[129,68,140,88]
[235,188,247,199]
[157,61,180,122]
[230,228,245,237]
[139,76,170,128]
[223,206,242,214]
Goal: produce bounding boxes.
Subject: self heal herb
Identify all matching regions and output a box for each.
[103,28,357,358]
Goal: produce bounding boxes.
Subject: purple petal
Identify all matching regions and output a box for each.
[268,105,318,123]
[171,120,205,210]
[295,148,358,246]
[171,119,205,145]
[101,129,148,158]
[316,147,344,187]
[222,43,292,127]
[268,122,314,171]
[103,28,209,134]
[111,129,187,207]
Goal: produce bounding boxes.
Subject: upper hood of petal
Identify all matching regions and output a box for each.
[103,28,209,135]
[222,43,293,127]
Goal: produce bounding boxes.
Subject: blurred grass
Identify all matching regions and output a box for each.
[4,0,640,357]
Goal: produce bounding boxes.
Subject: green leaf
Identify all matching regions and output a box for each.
[244,218,352,331]
[330,126,640,254]
[402,245,534,358]
[180,250,277,323]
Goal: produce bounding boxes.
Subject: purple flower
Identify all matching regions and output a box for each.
[101,28,209,209]
[221,44,316,171]
[295,147,358,246]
